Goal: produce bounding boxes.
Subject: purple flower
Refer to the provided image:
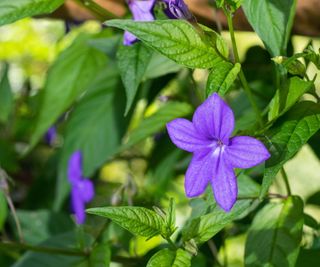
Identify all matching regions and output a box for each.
[124,0,156,45]
[162,0,193,20]
[45,126,57,146]
[68,151,94,224]
[166,93,270,211]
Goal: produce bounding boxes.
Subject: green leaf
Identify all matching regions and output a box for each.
[165,198,176,237]
[0,0,64,27]
[117,42,152,115]
[87,206,165,238]
[0,190,7,231]
[30,35,107,150]
[54,68,127,210]
[105,19,225,69]
[261,101,320,197]
[296,249,320,267]
[182,200,251,244]
[206,62,240,97]
[303,213,319,230]
[237,173,261,198]
[146,249,191,267]
[268,77,313,121]
[89,242,111,267]
[123,102,193,150]
[242,0,297,56]
[245,196,304,267]
[143,52,182,80]
[0,64,13,123]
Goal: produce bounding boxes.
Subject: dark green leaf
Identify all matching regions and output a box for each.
[242,0,297,56]
[296,249,320,267]
[117,42,152,114]
[182,200,251,244]
[0,0,64,27]
[89,242,111,267]
[261,101,320,197]
[245,196,304,267]
[0,64,13,123]
[54,68,126,210]
[303,213,319,230]
[87,206,165,238]
[268,77,313,121]
[237,174,260,198]
[123,102,192,150]
[105,20,225,69]
[0,190,7,231]
[30,35,107,150]
[206,62,240,97]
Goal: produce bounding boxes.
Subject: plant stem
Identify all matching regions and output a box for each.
[165,237,178,250]
[280,167,292,196]
[224,9,263,127]
[75,0,118,20]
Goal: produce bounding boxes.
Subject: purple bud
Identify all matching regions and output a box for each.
[45,126,57,146]
[163,0,193,20]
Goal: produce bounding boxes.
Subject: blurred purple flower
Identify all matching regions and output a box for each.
[124,0,156,45]
[166,93,270,211]
[163,0,193,20]
[68,151,94,224]
[45,126,57,146]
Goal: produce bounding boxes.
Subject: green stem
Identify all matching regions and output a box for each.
[280,167,292,196]
[75,0,117,20]
[224,9,263,127]
[165,237,178,250]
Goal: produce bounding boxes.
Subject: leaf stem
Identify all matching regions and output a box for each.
[165,236,178,250]
[224,9,263,127]
[280,167,292,196]
[74,0,118,20]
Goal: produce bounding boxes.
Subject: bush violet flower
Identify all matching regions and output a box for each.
[163,0,193,20]
[68,151,94,224]
[124,0,156,45]
[166,93,270,211]
[45,126,57,146]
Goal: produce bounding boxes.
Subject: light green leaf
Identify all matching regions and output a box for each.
[206,62,240,97]
[146,249,191,267]
[144,52,182,80]
[237,174,260,198]
[0,64,13,123]
[165,198,176,237]
[242,0,297,56]
[30,35,107,150]
[261,101,320,197]
[0,0,64,27]
[89,242,111,267]
[123,102,193,150]
[245,196,304,267]
[0,190,7,231]
[268,77,313,121]
[87,206,165,238]
[117,42,152,115]
[182,200,251,244]
[105,19,225,69]
[54,68,127,210]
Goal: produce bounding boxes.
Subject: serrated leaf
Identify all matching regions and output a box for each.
[242,0,297,56]
[117,42,152,114]
[123,102,193,150]
[206,62,240,97]
[87,207,165,238]
[30,35,107,150]
[245,196,304,267]
[146,249,191,267]
[89,242,111,267]
[165,198,176,237]
[0,0,64,27]
[268,77,313,121]
[105,19,225,69]
[54,68,127,210]
[261,101,320,197]
[0,64,13,123]
[182,200,251,244]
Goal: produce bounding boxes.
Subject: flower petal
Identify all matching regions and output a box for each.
[211,156,237,212]
[185,149,213,197]
[192,93,234,143]
[78,179,95,203]
[123,31,138,46]
[226,136,271,169]
[167,118,212,152]
[129,0,156,21]
[68,151,82,183]
[71,188,86,224]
